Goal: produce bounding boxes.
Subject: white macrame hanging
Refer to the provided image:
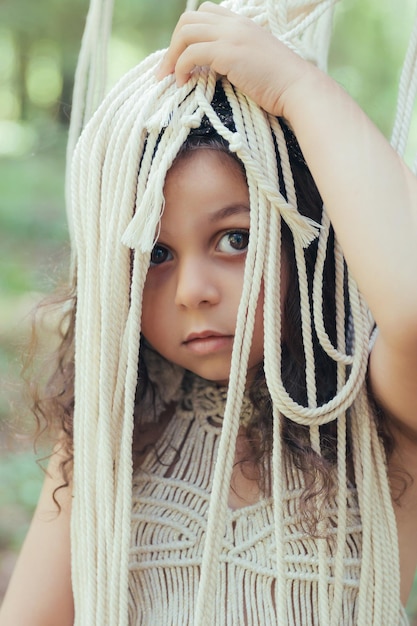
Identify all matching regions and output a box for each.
[66,1,417,625]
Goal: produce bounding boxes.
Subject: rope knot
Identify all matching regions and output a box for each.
[228,133,244,153]
[182,113,202,129]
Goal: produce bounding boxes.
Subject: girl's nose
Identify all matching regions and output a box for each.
[174,257,221,309]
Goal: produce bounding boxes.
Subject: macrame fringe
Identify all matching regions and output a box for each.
[67,0,415,624]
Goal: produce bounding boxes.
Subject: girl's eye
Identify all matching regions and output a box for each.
[217,230,249,254]
[149,244,172,266]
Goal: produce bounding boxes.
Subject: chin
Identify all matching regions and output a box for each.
[187,365,231,387]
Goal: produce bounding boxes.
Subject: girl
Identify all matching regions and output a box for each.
[1,1,417,624]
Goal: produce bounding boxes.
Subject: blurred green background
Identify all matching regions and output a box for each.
[0,0,416,617]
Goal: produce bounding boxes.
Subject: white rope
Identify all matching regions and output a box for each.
[66,0,115,250]
[67,0,409,623]
[186,0,200,9]
[223,0,339,67]
[391,5,417,163]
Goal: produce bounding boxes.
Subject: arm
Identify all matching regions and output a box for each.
[0,450,74,626]
[157,1,417,437]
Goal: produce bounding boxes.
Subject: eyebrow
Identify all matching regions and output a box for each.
[208,204,250,223]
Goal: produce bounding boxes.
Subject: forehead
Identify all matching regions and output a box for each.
[167,147,246,183]
[159,149,250,234]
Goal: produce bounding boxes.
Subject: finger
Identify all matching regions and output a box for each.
[156,2,239,79]
[197,2,236,17]
[157,43,218,87]
[156,19,222,80]
[171,41,228,86]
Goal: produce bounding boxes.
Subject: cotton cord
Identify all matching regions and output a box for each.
[66,0,115,250]
[67,0,412,624]
[391,4,417,171]
[186,0,200,9]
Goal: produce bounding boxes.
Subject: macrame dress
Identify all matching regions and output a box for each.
[128,370,409,625]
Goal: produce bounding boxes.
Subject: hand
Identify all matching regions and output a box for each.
[156,1,316,119]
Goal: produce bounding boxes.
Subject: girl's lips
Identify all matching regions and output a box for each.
[183,332,233,355]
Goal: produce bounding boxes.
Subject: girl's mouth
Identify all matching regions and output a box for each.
[183,332,234,355]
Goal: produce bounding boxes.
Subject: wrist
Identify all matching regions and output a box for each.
[283,65,327,119]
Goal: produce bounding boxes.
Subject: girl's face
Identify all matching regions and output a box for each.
[141,149,265,386]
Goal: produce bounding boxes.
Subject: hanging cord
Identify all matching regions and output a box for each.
[65,0,115,250]
[186,0,201,9]
[68,0,408,624]
[222,0,339,68]
[390,4,417,168]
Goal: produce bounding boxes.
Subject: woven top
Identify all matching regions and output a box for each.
[128,372,408,625]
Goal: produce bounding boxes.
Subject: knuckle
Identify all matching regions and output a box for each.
[177,12,190,28]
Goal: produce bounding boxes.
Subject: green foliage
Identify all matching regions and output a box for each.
[329,0,416,137]
[0,127,68,297]
[0,0,186,127]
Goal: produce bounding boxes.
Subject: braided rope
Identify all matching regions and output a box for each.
[186,0,200,9]
[66,0,115,249]
[66,0,411,623]
[329,237,349,624]
[391,5,417,162]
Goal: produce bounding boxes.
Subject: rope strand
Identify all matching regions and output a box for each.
[68,0,409,623]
